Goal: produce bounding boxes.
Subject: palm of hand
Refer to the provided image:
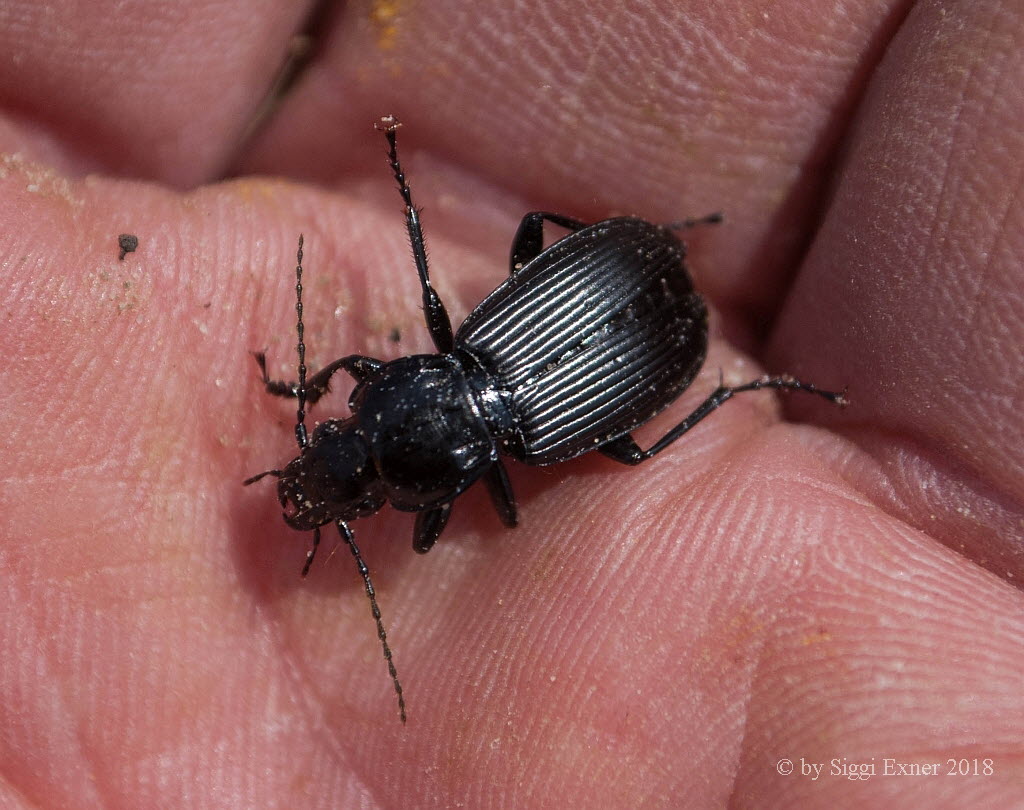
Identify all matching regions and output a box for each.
[1,1,1021,807]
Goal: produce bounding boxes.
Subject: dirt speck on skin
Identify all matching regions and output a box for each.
[118,234,139,260]
[0,153,83,208]
[229,176,285,206]
[370,0,403,50]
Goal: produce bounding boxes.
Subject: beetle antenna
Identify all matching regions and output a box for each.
[337,519,407,724]
[294,235,309,449]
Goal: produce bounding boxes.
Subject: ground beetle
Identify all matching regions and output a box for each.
[246,115,848,723]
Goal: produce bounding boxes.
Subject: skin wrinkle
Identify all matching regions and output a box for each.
[962,170,1022,346]
[917,29,981,293]
[717,498,847,807]
[10,578,102,808]
[937,49,1007,342]
[724,455,1019,801]
[835,411,1019,520]
[267,590,390,804]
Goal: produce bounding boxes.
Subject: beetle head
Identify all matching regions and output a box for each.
[264,418,386,531]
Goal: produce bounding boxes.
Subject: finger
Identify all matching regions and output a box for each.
[239,0,908,312]
[0,0,308,185]
[769,0,1024,580]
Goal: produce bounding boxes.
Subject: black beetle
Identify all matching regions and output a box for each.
[246,115,847,723]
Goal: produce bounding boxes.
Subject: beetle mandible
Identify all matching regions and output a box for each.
[245,115,848,723]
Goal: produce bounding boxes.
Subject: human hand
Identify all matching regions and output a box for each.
[1,0,1021,807]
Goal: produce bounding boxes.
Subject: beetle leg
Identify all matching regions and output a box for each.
[376,116,455,353]
[300,525,322,577]
[599,376,848,465]
[665,212,724,231]
[483,460,518,527]
[412,503,453,554]
[510,211,589,274]
[252,352,382,406]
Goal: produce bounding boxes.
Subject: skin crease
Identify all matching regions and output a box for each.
[0,0,1022,807]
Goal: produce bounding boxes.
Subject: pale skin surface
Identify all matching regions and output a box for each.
[1,0,1022,807]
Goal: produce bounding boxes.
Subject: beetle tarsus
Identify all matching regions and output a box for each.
[598,375,848,465]
[254,354,384,407]
[666,212,724,230]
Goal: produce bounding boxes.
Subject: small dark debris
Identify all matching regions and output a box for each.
[118,234,139,261]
